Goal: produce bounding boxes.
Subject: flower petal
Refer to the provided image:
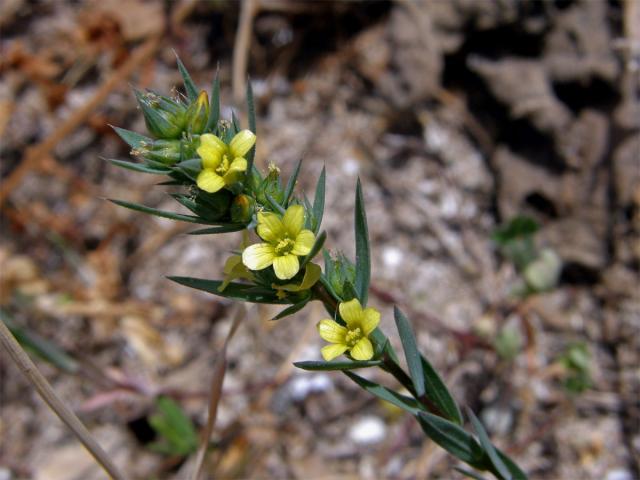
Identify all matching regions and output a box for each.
[197,134,226,169]
[229,129,256,158]
[273,254,300,280]
[339,298,363,328]
[256,212,285,243]
[242,243,275,271]
[291,229,315,256]
[228,157,247,173]
[317,319,347,344]
[282,205,305,237]
[361,307,381,335]
[222,168,244,186]
[196,169,225,193]
[321,343,349,361]
[350,337,374,361]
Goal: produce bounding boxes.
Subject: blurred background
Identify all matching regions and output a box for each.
[1,1,639,479]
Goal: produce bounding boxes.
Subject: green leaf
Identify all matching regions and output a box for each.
[454,467,491,480]
[187,224,246,235]
[420,354,463,425]
[231,110,241,134]
[271,299,310,321]
[394,306,426,398]
[496,450,528,480]
[112,126,152,149]
[312,166,326,234]
[416,412,484,466]
[284,158,303,206]
[168,277,290,304]
[175,53,199,101]
[294,360,382,371]
[106,158,171,175]
[1,310,78,374]
[354,178,370,305]
[109,199,219,225]
[206,66,221,132]
[265,193,286,216]
[149,396,198,456]
[246,79,256,170]
[344,371,422,415]
[467,408,512,480]
[300,230,326,269]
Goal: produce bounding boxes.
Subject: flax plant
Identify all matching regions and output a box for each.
[109,56,528,480]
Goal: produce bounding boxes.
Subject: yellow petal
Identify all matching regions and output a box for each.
[339,298,363,328]
[273,254,299,280]
[321,343,349,361]
[196,169,225,193]
[256,212,285,243]
[223,168,244,186]
[282,204,305,237]
[361,307,381,335]
[229,129,256,158]
[292,229,315,256]
[317,319,347,344]
[197,134,226,169]
[350,337,374,360]
[228,157,247,173]
[242,243,275,271]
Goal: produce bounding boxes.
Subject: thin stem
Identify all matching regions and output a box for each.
[0,319,126,480]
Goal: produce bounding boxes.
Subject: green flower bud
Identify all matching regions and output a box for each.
[186,91,210,135]
[135,90,187,139]
[326,252,356,299]
[231,194,255,224]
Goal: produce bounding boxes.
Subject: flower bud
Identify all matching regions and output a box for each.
[231,194,255,224]
[135,90,187,139]
[186,91,210,135]
[326,252,356,299]
[134,139,192,165]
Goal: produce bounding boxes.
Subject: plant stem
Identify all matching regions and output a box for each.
[0,319,126,480]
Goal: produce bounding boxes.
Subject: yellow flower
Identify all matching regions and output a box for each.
[196,130,255,193]
[242,205,315,280]
[317,298,380,361]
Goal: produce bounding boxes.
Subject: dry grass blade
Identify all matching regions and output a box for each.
[190,305,246,480]
[0,319,126,480]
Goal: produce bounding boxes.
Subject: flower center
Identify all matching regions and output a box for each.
[215,154,231,175]
[274,237,295,256]
[345,327,363,347]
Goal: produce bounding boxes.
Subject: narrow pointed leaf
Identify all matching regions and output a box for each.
[420,354,463,425]
[300,230,326,268]
[175,54,198,101]
[294,360,382,371]
[284,158,303,206]
[109,199,219,225]
[187,224,246,235]
[112,126,152,149]
[454,467,491,480]
[416,412,484,466]
[354,178,370,305]
[271,299,309,321]
[496,450,528,480]
[394,306,425,397]
[168,277,289,304]
[206,66,221,132]
[246,79,256,169]
[231,110,241,134]
[106,158,171,175]
[467,408,512,480]
[344,371,421,415]
[312,166,326,234]
[265,193,286,216]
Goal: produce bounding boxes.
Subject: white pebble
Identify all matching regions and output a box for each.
[349,416,386,445]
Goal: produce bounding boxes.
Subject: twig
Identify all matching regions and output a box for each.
[191,305,246,480]
[0,319,126,480]
[0,35,161,208]
[232,0,258,104]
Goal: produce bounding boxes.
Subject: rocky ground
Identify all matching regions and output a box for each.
[1,1,638,479]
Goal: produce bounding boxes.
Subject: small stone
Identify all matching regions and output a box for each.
[349,416,386,445]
